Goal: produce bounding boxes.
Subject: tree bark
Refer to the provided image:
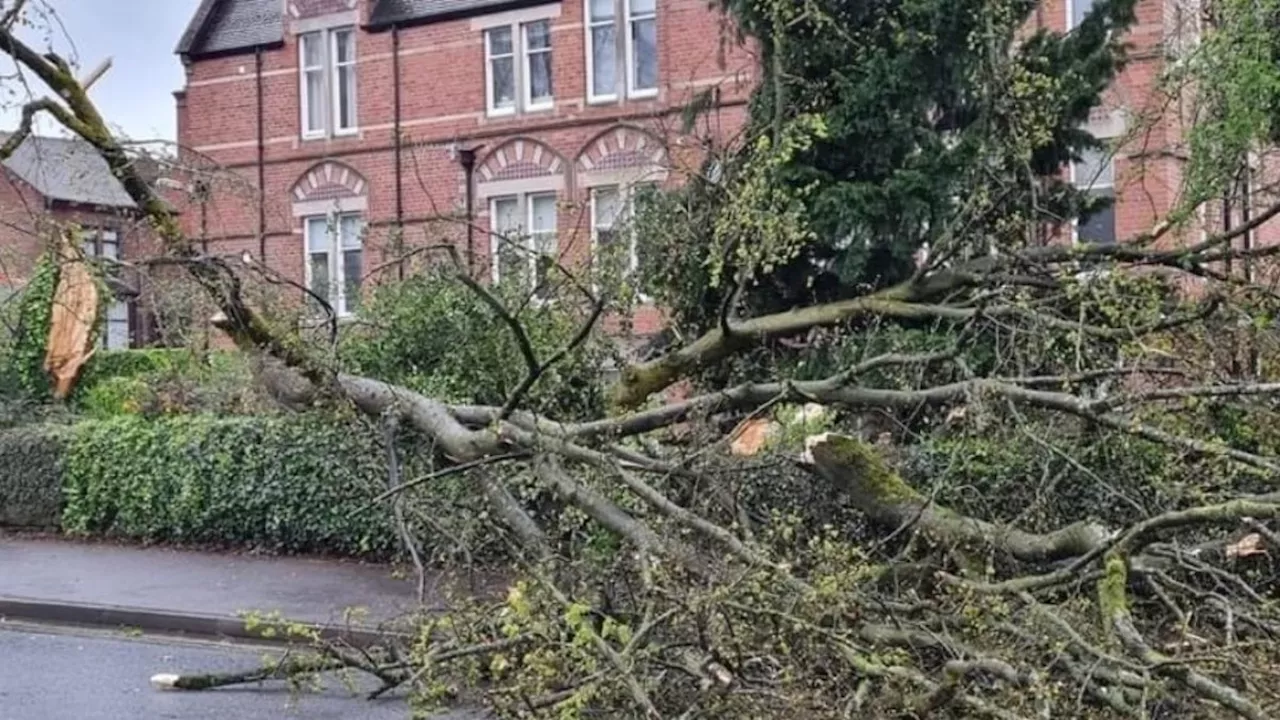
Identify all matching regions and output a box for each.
[804,433,1108,562]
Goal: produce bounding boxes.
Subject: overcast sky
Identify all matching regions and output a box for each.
[0,0,198,142]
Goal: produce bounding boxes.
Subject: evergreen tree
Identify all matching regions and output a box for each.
[640,0,1139,330]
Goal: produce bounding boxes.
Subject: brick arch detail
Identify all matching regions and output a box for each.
[575,125,667,173]
[477,138,565,184]
[291,161,367,203]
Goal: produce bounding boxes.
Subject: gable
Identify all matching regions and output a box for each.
[176,0,285,58]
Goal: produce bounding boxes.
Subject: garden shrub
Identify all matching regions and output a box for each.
[61,414,406,557]
[0,425,68,528]
[340,272,608,420]
[74,349,272,417]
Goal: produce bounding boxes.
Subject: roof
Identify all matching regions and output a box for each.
[1,134,136,209]
[178,0,557,55]
[368,0,555,26]
[176,0,283,58]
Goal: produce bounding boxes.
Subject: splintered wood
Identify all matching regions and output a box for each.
[43,232,99,399]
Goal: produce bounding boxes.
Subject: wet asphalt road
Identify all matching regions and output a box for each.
[0,626,479,720]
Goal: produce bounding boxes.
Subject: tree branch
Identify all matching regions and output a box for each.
[803,433,1109,562]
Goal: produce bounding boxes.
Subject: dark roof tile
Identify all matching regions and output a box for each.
[177,0,283,58]
[369,0,558,27]
[1,135,136,208]
[178,0,557,58]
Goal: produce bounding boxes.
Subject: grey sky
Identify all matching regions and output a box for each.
[1,0,198,142]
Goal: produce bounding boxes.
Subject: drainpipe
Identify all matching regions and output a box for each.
[1222,186,1237,376]
[1241,170,1257,375]
[458,147,479,277]
[393,24,405,280]
[197,180,209,255]
[255,45,266,261]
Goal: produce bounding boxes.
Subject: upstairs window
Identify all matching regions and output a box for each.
[305,213,364,315]
[486,19,554,116]
[299,27,358,139]
[1072,147,1115,245]
[1069,0,1095,29]
[587,0,657,102]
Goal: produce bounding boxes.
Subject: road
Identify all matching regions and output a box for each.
[0,625,479,720]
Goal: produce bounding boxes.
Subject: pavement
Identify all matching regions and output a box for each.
[0,534,501,642]
[0,624,484,720]
[0,534,505,717]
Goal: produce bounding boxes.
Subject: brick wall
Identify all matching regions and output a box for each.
[0,172,157,283]
[0,171,45,289]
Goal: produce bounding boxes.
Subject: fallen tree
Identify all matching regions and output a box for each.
[7,0,1280,716]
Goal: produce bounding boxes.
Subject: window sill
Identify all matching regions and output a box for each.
[627,88,659,101]
[486,107,518,119]
[333,128,360,138]
[587,94,620,106]
[301,131,327,142]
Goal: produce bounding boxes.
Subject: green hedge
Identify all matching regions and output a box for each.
[0,425,67,528]
[60,415,406,557]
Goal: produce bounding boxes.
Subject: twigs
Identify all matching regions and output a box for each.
[496,294,604,422]
[352,451,531,515]
[152,653,360,691]
[1101,556,1268,720]
[382,415,427,603]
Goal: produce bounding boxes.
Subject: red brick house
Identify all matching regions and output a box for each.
[173,0,755,335]
[0,134,155,349]
[170,0,1275,344]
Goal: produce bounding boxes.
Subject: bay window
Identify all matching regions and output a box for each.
[490,193,559,299]
[587,0,657,102]
[299,27,358,138]
[486,19,554,116]
[305,213,364,315]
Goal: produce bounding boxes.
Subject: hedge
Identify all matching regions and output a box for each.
[59,414,408,557]
[0,414,423,558]
[0,425,67,528]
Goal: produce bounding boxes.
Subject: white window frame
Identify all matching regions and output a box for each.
[303,212,365,317]
[298,26,358,139]
[485,20,554,117]
[299,32,327,139]
[1067,0,1095,29]
[81,227,130,350]
[331,27,358,136]
[489,193,559,294]
[585,0,619,103]
[624,0,657,98]
[485,26,518,117]
[586,0,657,102]
[1069,148,1116,245]
[590,183,654,298]
[523,20,555,112]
